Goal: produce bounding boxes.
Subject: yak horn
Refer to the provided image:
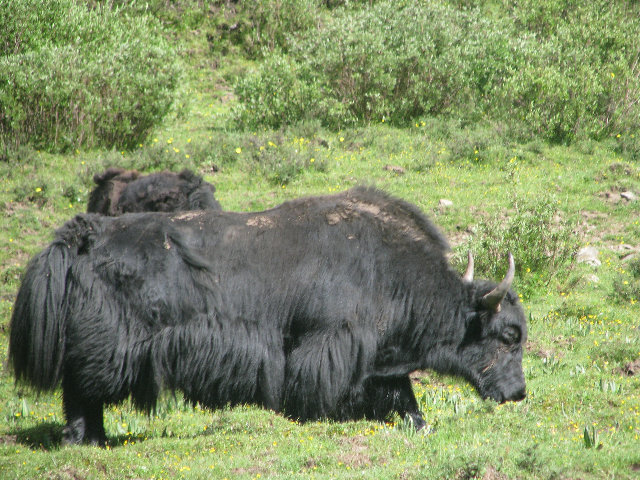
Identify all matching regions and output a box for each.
[462,251,474,282]
[481,253,515,311]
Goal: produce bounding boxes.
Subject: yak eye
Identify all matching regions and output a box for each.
[500,326,520,345]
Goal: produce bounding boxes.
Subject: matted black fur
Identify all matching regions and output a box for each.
[87,168,222,215]
[9,187,527,446]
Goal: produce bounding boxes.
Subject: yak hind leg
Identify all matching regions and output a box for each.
[364,375,426,431]
[62,379,107,446]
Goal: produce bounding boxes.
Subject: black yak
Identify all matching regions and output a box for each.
[87,168,222,215]
[9,187,527,446]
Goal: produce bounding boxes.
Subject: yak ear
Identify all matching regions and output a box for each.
[480,253,515,313]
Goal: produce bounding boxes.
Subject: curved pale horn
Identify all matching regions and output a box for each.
[481,253,515,311]
[462,251,474,282]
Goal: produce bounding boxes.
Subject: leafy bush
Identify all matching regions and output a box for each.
[611,257,640,304]
[233,52,322,129]
[0,0,180,153]
[212,0,321,58]
[489,0,640,143]
[459,196,579,298]
[292,1,487,127]
[232,0,640,143]
[251,138,327,186]
[442,124,512,163]
[233,1,514,129]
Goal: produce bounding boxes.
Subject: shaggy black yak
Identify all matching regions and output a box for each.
[10,187,527,445]
[87,168,222,215]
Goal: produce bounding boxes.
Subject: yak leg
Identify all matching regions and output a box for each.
[364,375,426,431]
[62,378,107,446]
[258,352,285,413]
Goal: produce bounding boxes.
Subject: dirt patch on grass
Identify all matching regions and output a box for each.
[0,435,17,445]
[454,464,510,480]
[483,465,511,480]
[617,358,640,376]
[339,451,373,469]
[337,435,374,468]
[50,466,86,480]
[231,465,265,477]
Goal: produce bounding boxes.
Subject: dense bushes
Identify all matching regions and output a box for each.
[5,0,637,152]
[0,0,180,153]
[236,1,488,129]
[459,196,579,299]
[488,0,640,143]
[234,52,321,129]
[233,0,640,144]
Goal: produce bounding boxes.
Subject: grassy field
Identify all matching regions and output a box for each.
[1,3,640,479]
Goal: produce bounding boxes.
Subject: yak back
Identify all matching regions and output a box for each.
[163,186,463,349]
[84,186,457,340]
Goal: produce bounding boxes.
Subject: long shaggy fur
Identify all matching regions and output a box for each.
[87,168,222,215]
[10,186,528,445]
[10,215,102,391]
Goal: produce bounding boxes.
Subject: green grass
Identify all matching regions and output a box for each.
[1,5,640,479]
[2,124,639,479]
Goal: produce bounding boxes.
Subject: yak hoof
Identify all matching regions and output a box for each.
[61,427,83,446]
[406,413,427,432]
[61,420,107,447]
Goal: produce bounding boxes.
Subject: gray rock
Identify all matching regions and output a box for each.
[621,191,637,201]
[577,246,601,266]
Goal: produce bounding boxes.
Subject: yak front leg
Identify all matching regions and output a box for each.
[364,375,427,431]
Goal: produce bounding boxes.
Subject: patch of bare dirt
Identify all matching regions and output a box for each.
[50,467,86,480]
[483,465,511,480]
[383,165,405,175]
[597,185,638,205]
[231,465,264,476]
[0,435,16,445]
[339,451,373,469]
[337,434,374,468]
[617,358,640,376]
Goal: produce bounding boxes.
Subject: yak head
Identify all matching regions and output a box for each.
[456,253,528,404]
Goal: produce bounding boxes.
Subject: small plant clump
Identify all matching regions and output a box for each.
[459,196,579,298]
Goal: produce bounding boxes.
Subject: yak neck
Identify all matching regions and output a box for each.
[375,265,470,369]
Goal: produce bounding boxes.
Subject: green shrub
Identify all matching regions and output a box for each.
[445,125,512,163]
[459,196,579,298]
[614,132,640,161]
[611,257,640,304]
[232,0,640,143]
[233,52,322,129]
[228,0,321,57]
[234,1,516,129]
[489,0,640,143]
[244,135,327,186]
[0,0,180,153]
[292,1,485,127]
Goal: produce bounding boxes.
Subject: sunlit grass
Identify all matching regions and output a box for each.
[2,115,640,477]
